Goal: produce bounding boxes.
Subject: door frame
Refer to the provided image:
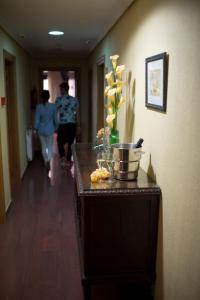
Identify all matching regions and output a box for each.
[96,55,105,131]
[0,131,5,223]
[88,67,93,142]
[3,50,21,196]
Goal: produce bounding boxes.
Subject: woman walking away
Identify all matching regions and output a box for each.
[34,90,58,170]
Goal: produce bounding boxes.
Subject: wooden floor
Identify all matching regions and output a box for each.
[0,144,152,300]
[0,149,83,300]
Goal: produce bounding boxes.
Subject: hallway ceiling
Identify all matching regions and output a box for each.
[0,0,134,57]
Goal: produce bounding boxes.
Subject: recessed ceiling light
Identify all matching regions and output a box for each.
[48,31,64,36]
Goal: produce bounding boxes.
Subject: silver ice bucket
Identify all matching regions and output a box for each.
[111,143,144,180]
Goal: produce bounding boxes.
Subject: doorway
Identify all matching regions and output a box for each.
[42,70,77,102]
[39,68,81,145]
[39,68,80,102]
[4,50,21,198]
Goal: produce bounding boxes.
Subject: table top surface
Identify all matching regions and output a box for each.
[72,143,161,196]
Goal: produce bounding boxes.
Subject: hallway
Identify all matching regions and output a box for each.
[0,148,83,300]
[0,144,141,300]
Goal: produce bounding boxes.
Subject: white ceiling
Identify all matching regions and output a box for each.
[0,0,134,56]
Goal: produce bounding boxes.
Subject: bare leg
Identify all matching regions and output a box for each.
[39,135,48,163]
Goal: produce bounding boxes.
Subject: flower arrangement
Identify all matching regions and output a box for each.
[104,54,126,144]
[94,126,110,152]
[91,55,126,183]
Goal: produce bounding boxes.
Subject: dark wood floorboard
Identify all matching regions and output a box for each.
[0,143,152,300]
[0,148,83,300]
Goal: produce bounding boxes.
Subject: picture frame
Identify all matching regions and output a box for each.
[145,52,168,112]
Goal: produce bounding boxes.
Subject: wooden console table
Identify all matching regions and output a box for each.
[72,144,161,300]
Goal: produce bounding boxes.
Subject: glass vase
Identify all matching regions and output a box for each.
[109,128,119,145]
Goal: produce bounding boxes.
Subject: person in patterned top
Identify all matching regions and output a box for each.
[55,82,80,168]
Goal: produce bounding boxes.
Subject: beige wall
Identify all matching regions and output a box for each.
[89,0,200,299]
[0,27,30,210]
[30,56,89,142]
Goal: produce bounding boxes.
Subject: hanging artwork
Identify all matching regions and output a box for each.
[145,52,168,112]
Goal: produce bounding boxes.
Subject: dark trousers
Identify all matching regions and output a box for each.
[57,123,76,161]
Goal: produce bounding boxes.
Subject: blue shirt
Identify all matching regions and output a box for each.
[55,95,79,124]
[34,102,58,136]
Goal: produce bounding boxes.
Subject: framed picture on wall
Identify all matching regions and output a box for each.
[145,52,168,112]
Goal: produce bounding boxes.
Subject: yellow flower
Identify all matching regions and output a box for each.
[104,54,126,131]
[116,86,122,94]
[116,65,125,80]
[105,103,112,109]
[110,54,119,69]
[110,54,119,60]
[107,88,117,103]
[116,79,125,88]
[118,96,125,108]
[106,113,115,127]
[104,85,111,96]
[105,71,113,86]
[115,80,125,93]
[107,106,113,114]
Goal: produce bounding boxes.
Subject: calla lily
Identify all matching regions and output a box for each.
[106,113,116,127]
[116,79,125,88]
[116,65,125,79]
[104,85,111,96]
[110,54,119,60]
[105,71,113,80]
[116,87,122,94]
[107,88,116,96]
[105,71,113,85]
[105,103,112,109]
[115,80,125,93]
[103,54,126,131]
[116,65,125,73]
[107,88,117,103]
[107,106,113,115]
[110,54,119,69]
[118,96,125,108]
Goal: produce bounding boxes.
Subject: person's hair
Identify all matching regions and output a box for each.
[41,90,50,104]
[59,81,69,92]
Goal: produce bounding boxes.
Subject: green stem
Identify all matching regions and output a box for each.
[113,110,117,130]
[112,65,119,131]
